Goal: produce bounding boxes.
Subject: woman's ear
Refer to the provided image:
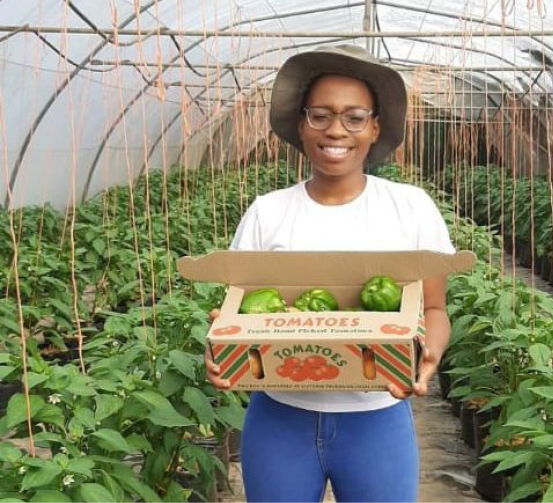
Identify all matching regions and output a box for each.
[370,116,381,144]
[298,116,306,144]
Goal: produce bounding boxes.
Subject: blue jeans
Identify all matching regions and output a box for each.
[241,392,419,502]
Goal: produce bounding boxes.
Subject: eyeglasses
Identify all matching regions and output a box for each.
[303,107,375,132]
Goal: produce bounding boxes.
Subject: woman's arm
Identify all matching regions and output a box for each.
[387,275,450,399]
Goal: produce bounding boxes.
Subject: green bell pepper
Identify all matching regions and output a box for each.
[240,288,287,314]
[360,276,402,312]
[294,288,338,312]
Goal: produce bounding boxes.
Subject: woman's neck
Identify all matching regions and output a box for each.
[305,171,367,205]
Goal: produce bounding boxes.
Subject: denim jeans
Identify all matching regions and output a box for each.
[241,392,419,502]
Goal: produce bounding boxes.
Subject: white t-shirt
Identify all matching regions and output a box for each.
[230,174,455,412]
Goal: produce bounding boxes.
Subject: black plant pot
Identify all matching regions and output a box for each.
[473,409,496,456]
[228,429,241,463]
[0,381,22,413]
[515,241,526,262]
[503,236,513,255]
[541,257,552,282]
[451,397,462,418]
[475,461,506,502]
[438,371,451,401]
[461,405,476,448]
[520,243,533,268]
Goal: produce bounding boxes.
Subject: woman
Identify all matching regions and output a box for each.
[206,45,455,502]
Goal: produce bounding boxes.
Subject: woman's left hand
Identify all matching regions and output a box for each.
[386,346,439,399]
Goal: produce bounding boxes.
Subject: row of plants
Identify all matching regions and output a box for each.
[376,164,553,502]
[0,161,297,502]
[434,165,553,285]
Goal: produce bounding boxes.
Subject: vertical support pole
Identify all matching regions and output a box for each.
[363,0,379,57]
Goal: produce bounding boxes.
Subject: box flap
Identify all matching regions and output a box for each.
[177,250,476,286]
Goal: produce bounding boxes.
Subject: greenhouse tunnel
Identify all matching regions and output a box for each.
[1,0,553,502]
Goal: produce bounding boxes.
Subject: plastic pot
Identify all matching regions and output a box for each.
[460,405,475,448]
[437,371,451,401]
[473,408,496,456]
[451,397,462,417]
[540,256,551,282]
[475,461,506,502]
[228,429,241,463]
[520,244,533,268]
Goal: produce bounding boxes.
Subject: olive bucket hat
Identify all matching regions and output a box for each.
[269,44,407,165]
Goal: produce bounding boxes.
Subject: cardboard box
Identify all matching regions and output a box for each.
[177,250,476,392]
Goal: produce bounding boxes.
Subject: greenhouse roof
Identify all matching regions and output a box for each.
[0,0,552,208]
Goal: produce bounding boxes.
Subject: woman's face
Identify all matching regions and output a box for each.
[298,74,380,178]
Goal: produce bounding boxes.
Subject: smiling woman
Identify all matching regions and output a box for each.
[204,44,455,503]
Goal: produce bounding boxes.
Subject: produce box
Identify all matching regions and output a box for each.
[177,251,476,392]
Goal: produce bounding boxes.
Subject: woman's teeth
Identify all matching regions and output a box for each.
[322,146,350,155]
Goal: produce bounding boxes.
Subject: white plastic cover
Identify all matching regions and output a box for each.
[0,0,551,208]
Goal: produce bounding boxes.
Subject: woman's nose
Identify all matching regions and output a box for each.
[324,116,349,136]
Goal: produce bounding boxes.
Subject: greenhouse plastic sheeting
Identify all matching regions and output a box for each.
[0,0,551,209]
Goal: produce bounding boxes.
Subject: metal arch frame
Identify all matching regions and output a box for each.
[81,33,356,203]
[5,1,551,207]
[391,37,549,93]
[374,0,553,56]
[79,0,368,202]
[137,33,365,181]
[2,0,161,209]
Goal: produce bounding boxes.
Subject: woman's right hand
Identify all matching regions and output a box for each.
[205,309,231,390]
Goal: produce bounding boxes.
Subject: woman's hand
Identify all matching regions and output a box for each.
[386,346,439,399]
[205,309,231,390]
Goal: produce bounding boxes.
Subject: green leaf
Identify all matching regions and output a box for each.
[34,405,65,429]
[27,372,49,389]
[91,429,135,454]
[0,442,22,462]
[77,483,117,503]
[92,239,105,256]
[531,434,553,447]
[30,490,72,502]
[479,395,508,412]
[111,466,162,502]
[216,403,246,430]
[168,350,196,380]
[543,481,553,502]
[0,317,22,334]
[74,408,96,429]
[133,390,193,427]
[99,471,125,503]
[0,366,16,380]
[21,463,63,490]
[493,451,534,473]
[530,387,553,400]
[159,371,186,397]
[529,343,551,366]
[125,433,153,453]
[6,394,46,429]
[117,281,140,298]
[447,386,471,399]
[94,395,124,423]
[68,458,95,478]
[183,387,215,425]
[65,375,96,397]
[504,481,543,503]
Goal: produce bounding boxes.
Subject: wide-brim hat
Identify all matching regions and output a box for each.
[270,44,407,165]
